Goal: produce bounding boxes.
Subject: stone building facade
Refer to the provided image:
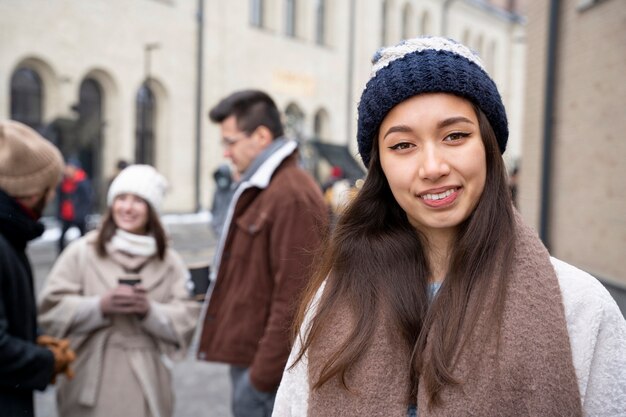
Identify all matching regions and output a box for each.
[1,0,525,212]
[519,0,625,289]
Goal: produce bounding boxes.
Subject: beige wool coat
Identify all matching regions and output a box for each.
[38,232,200,417]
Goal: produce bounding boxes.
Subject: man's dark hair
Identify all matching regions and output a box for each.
[208,90,284,139]
[116,159,129,170]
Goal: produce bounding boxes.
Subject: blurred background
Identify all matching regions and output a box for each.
[0,0,623,324]
[2,1,624,415]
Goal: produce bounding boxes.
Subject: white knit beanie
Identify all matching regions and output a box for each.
[107,164,168,211]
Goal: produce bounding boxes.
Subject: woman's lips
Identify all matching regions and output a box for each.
[419,187,460,208]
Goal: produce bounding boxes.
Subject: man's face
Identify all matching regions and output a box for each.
[220,116,267,175]
[17,189,55,219]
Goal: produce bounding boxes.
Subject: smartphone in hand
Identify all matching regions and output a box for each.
[118,274,141,286]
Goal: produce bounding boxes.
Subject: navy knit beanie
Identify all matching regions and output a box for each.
[357,36,508,167]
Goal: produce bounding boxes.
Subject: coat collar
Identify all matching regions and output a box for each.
[0,188,44,250]
[241,138,298,190]
[84,232,170,291]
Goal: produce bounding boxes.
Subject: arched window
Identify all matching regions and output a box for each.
[285,0,296,37]
[462,29,471,46]
[315,0,326,45]
[402,3,415,39]
[486,40,497,75]
[250,0,264,27]
[10,68,43,131]
[135,83,156,166]
[381,0,390,45]
[285,103,304,139]
[313,108,330,140]
[475,34,484,56]
[76,79,104,189]
[420,10,431,35]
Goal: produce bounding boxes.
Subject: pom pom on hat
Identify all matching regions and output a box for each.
[0,120,64,197]
[357,36,509,167]
[107,165,168,212]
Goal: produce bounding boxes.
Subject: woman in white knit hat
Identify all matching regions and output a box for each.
[38,164,200,417]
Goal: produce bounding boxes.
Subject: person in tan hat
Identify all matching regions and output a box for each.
[0,120,76,417]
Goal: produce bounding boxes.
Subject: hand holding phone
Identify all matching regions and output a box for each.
[101,275,143,315]
[118,274,141,286]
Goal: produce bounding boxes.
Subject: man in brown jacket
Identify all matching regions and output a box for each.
[197,90,328,417]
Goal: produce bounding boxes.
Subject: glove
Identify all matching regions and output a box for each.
[37,335,76,382]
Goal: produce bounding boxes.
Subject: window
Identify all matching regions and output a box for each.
[315,0,326,45]
[285,103,304,139]
[77,78,107,207]
[402,3,415,40]
[474,34,484,57]
[76,79,104,184]
[10,68,43,131]
[381,0,389,45]
[486,40,497,74]
[135,83,156,165]
[285,0,296,37]
[462,29,471,46]
[250,0,263,27]
[420,10,431,36]
[313,108,330,140]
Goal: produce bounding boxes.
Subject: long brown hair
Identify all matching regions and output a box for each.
[293,104,515,407]
[96,198,167,260]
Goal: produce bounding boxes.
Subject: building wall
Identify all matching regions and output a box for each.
[1,0,525,213]
[0,0,199,211]
[519,0,626,286]
[349,0,526,167]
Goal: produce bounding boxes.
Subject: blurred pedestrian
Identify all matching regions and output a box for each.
[321,165,344,193]
[197,90,328,417]
[273,37,626,417]
[106,159,130,193]
[38,164,200,417]
[209,162,237,239]
[321,166,352,217]
[57,157,93,253]
[0,120,75,417]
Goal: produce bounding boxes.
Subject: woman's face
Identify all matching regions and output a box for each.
[112,193,150,234]
[378,93,486,238]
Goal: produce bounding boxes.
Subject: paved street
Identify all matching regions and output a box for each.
[28,215,233,417]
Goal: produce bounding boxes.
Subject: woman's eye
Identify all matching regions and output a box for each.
[444,132,470,142]
[388,142,413,150]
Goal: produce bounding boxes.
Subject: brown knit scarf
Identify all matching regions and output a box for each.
[307,213,582,416]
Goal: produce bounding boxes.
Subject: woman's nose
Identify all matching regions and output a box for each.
[418,144,450,181]
[118,198,133,211]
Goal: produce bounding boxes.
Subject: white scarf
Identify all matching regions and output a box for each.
[109,229,157,257]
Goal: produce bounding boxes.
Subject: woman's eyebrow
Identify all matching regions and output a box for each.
[382,117,475,140]
[382,124,412,140]
[437,116,474,129]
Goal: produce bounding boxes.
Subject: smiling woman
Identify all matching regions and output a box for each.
[272,36,626,417]
[38,164,200,417]
[379,93,487,248]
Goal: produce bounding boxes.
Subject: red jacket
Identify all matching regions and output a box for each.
[197,152,328,392]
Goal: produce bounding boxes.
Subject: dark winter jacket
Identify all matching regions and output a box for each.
[0,189,55,417]
[197,141,328,392]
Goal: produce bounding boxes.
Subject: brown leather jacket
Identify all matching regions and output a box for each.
[197,151,328,392]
